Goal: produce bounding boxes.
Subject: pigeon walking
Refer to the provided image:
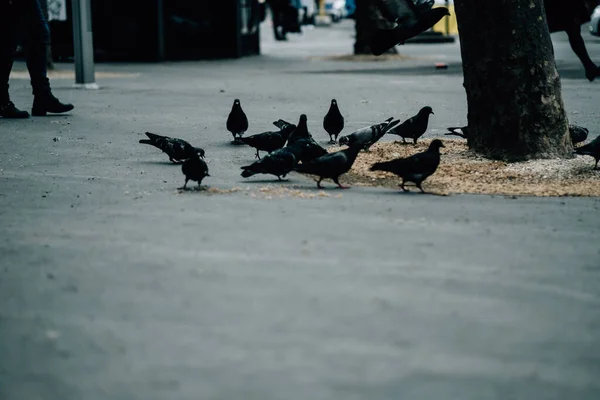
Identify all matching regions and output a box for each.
[241,139,313,181]
[226,99,248,143]
[287,114,313,145]
[387,106,434,144]
[338,117,400,150]
[323,99,345,144]
[370,139,445,193]
[240,123,296,159]
[139,132,205,163]
[574,135,600,169]
[292,142,364,189]
[180,154,210,190]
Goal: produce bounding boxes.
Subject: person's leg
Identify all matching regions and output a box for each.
[565,25,600,82]
[22,0,73,115]
[0,1,30,118]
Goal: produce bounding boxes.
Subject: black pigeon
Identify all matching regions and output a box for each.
[570,124,589,146]
[287,114,313,145]
[445,126,469,139]
[272,119,296,131]
[292,142,364,189]
[239,123,296,159]
[370,7,450,56]
[139,132,205,163]
[180,154,210,190]
[323,99,345,144]
[296,137,328,163]
[338,117,400,150]
[575,135,600,169]
[387,106,434,144]
[241,139,313,181]
[370,139,444,193]
[226,98,248,143]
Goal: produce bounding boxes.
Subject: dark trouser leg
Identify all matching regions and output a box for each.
[0,3,19,103]
[565,26,599,81]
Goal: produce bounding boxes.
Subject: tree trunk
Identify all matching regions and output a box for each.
[354,0,398,55]
[454,0,572,160]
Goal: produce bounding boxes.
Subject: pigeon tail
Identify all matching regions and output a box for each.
[241,168,257,178]
[370,160,397,173]
[139,139,155,145]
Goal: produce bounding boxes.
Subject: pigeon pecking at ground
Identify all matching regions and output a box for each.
[239,122,296,159]
[180,154,210,190]
[574,135,600,169]
[445,124,588,146]
[286,114,313,145]
[387,106,434,144]
[240,139,313,181]
[292,141,364,189]
[226,98,248,143]
[370,139,445,193]
[139,132,205,163]
[323,99,345,144]
[338,117,400,150]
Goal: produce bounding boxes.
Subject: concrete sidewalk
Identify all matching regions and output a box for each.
[1,19,599,400]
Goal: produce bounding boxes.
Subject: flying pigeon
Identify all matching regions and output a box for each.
[387,106,434,144]
[226,98,248,143]
[292,142,364,189]
[139,132,205,163]
[370,139,445,193]
[241,139,313,181]
[574,135,600,169]
[287,114,313,145]
[180,154,210,190]
[444,126,469,139]
[369,7,450,56]
[239,123,296,159]
[338,117,400,150]
[323,99,345,144]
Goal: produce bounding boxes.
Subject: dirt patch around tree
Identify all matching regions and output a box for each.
[335,138,600,197]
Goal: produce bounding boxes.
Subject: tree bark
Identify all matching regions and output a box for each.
[354,0,398,55]
[454,0,572,160]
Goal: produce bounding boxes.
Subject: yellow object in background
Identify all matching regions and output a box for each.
[432,5,458,35]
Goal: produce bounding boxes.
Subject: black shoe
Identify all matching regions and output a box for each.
[32,92,74,116]
[370,7,450,56]
[0,101,30,118]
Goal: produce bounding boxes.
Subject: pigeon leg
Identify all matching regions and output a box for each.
[594,159,599,169]
[328,134,335,144]
[416,181,426,193]
[333,176,350,189]
[179,178,189,190]
[315,177,324,189]
[413,138,418,145]
[399,179,409,192]
[255,149,260,159]
[402,137,407,144]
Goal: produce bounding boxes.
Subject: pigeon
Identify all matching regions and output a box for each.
[569,124,589,146]
[241,139,313,181]
[226,98,248,143]
[369,7,450,56]
[239,123,296,159]
[574,135,600,169]
[296,137,328,163]
[292,142,364,189]
[323,99,345,144]
[287,114,313,145]
[139,132,205,163]
[445,124,588,147]
[338,117,400,150]
[180,154,210,190]
[272,119,296,131]
[387,106,434,144]
[370,139,444,193]
[445,126,469,139]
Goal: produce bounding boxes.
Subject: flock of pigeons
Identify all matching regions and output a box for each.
[138,98,600,193]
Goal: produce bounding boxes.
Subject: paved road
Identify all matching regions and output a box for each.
[1,19,599,400]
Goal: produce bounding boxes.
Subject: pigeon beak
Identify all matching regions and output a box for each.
[431,111,435,115]
[206,173,211,177]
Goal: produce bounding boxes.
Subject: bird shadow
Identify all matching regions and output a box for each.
[176,185,210,193]
[137,160,180,166]
[238,178,292,184]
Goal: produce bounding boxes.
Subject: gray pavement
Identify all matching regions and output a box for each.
[1,20,600,400]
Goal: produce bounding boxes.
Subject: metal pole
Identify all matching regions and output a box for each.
[445,0,450,35]
[71,0,98,89]
[156,0,166,61]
